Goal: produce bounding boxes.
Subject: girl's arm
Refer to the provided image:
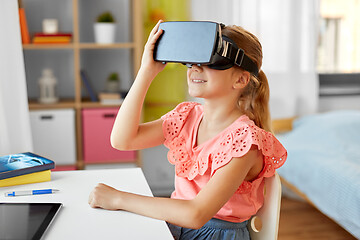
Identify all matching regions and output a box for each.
[110,20,166,151]
[89,146,262,229]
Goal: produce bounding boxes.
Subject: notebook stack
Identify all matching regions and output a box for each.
[32,32,72,44]
[0,152,55,187]
[98,92,123,105]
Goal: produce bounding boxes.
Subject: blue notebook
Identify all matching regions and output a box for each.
[0,152,55,180]
[80,70,98,102]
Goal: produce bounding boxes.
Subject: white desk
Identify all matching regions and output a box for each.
[0,168,173,239]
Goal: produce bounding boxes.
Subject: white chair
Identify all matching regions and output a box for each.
[248,172,282,240]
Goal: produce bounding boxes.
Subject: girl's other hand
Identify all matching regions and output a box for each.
[140,20,167,77]
[88,183,123,210]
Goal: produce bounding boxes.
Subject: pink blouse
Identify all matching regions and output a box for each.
[161,102,287,223]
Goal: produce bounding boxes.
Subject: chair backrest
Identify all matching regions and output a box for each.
[248,172,282,240]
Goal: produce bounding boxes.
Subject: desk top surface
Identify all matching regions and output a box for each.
[0,168,173,239]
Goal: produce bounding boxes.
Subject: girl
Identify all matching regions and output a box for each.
[88,20,287,240]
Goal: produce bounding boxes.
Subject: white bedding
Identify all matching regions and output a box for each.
[277,110,360,239]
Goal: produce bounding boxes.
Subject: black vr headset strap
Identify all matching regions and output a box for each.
[219,38,259,77]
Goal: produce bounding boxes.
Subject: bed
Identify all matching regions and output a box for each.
[273,110,360,239]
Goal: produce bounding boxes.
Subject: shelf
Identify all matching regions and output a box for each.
[23,0,143,169]
[79,42,136,49]
[23,42,136,50]
[80,101,122,109]
[29,100,123,110]
[23,44,75,50]
[29,99,76,110]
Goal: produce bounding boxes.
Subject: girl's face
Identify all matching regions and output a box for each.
[186,65,245,99]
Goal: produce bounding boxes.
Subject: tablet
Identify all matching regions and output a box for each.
[0,202,62,240]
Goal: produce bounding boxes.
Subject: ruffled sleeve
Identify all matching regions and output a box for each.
[211,121,287,178]
[161,102,199,148]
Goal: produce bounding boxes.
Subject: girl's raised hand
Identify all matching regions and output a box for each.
[140,20,166,77]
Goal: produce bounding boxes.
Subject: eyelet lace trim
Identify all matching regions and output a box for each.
[162,102,287,193]
[162,102,198,145]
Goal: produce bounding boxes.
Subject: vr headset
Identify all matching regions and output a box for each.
[154,21,259,76]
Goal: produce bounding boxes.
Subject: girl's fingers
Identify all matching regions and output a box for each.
[148,20,163,40]
[140,20,166,72]
[148,29,163,48]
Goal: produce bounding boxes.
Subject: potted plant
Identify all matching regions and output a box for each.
[94,11,116,44]
[105,72,120,93]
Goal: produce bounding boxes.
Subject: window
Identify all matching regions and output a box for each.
[317,0,360,73]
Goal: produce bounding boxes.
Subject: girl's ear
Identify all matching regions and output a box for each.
[233,71,250,89]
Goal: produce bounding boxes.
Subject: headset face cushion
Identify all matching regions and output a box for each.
[207,57,233,70]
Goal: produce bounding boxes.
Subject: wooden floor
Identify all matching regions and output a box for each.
[278,197,356,240]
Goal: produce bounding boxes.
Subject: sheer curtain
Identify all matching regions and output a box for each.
[0,0,33,155]
[191,0,319,119]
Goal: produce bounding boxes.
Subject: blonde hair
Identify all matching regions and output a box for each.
[222,25,272,132]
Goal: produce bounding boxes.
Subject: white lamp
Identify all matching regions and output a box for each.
[38,68,59,104]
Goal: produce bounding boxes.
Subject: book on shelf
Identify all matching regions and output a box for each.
[34,32,73,37]
[98,92,123,105]
[33,37,71,44]
[0,170,51,187]
[18,6,30,44]
[32,32,72,44]
[0,152,54,179]
[80,70,98,102]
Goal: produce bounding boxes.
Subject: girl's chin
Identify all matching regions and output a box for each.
[188,91,204,98]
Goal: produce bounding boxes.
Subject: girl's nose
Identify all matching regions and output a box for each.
[187,64,203,72]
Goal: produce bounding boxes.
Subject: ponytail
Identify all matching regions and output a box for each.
[252,71,271,132]
[237,70,272,132]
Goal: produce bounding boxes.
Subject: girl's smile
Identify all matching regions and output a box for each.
[187,64,246,100]
[191,79,207,83]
